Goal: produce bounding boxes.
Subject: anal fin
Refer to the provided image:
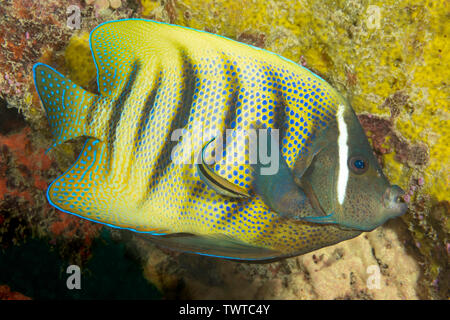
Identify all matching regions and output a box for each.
[142,232,283,262]
[47,138,107,222]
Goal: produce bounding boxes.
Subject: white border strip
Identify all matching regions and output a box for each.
[336,104,349,204]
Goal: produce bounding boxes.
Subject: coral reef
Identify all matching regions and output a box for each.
[116,219,422,299]
[0,0,448,299]
[0,285,31,300]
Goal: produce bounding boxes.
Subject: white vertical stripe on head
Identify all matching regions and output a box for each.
[336,104,349,205]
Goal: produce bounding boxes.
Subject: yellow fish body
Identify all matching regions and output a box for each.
[33,19,406,261]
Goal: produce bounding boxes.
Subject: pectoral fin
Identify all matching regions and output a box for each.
[251,145,313,219]
[251,129,331,221]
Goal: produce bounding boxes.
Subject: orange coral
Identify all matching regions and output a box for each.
[0,127,52,202]
[0,285,31,300]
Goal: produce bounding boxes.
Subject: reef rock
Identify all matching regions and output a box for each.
[0,0,448,299]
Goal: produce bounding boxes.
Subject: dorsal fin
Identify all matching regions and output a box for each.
[90,23,138,97]
[88,19,326,98]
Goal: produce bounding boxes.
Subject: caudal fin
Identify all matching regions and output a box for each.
[33,63,98,148]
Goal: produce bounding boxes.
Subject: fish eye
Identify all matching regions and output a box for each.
[348,156,369,174]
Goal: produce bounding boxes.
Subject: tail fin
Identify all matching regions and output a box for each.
[33,63,99,148]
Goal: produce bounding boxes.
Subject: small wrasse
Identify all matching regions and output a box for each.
[33,19,407,262]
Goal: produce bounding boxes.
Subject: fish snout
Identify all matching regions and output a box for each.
[382,185,408,217]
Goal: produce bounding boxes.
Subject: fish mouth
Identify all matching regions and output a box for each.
[300,179,328,218]
[382,185,408,218]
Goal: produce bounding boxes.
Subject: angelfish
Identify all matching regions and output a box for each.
[33,19,407,262]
